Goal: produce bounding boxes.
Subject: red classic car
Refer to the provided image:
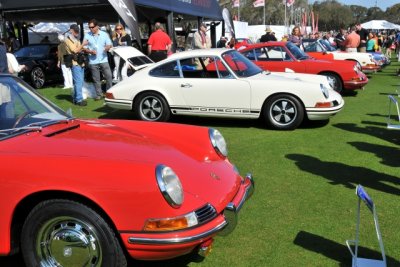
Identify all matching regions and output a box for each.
[239,42,368,93]
[0,75,254,266]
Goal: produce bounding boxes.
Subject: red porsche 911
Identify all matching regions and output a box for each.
[239,41,368,93]
[0,75,254,266]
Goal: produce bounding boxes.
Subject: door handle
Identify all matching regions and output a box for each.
[181,83,192,88]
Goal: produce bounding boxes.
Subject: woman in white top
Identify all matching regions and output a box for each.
[6,52,25,76]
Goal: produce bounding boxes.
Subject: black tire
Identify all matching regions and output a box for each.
[133,92,170,122]
[30,67,45,89]
[263,94,304,130]
[321,72,343,93]
[21,199,127,267]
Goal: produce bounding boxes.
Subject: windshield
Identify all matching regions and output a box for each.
[222,50,262,78]
[286,42,309,60]
[14,45,50,59]
[0,76,71,137]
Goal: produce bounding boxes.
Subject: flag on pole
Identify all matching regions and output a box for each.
[253,0,264,7]
[232,0,240,8]
[283,0,295,7]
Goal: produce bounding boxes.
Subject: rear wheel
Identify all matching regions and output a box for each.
[30,67,45,89]
[133,92,170,122]
[21,199,127,267]
[321,72,343,93]
[263,94,304,130]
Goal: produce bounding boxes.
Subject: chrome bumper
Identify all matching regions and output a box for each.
[127,173,254,245]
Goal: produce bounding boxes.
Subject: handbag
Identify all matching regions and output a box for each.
[63,54,74,68]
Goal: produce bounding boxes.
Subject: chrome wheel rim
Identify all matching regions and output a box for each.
[32,68,45,88]
[326,76,337,91]
[36,216,102,267]
[140,96,163,121]
[269,99,297,126]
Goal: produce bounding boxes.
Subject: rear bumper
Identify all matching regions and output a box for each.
[104,98,133,110]
[122,173,254,260]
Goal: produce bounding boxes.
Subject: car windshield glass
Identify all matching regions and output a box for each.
[14,45,49,58]
[286,42,309,60]
[319,40,336,51]
[0,76,71,137]
[222,50,262,78]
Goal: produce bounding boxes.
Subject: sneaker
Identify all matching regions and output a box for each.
[75,101,87,106]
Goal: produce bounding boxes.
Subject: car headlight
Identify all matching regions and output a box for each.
[209,128,228,158]
[156,165,183,208]
[320,83,330,99]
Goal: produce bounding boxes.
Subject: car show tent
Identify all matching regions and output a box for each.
[361,20,400,30]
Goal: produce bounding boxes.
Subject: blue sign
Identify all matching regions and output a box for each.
[356,185,374,212]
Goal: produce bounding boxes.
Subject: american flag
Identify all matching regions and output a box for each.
[253,0,264,7]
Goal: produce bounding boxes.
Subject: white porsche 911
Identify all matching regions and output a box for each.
[105,49,344,130]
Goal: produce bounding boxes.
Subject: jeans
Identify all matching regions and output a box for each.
[89,62,112,96]
[71,65,84,103]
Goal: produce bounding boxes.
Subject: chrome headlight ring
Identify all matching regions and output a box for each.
[156,164,184,208]
[209,128,228,158]
[320,83,330,99]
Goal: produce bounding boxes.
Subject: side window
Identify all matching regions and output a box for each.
[243,50,256,60]
[180,57,219,79]
[266,46,287,61]
[255,48,268,60]
[149,61,180,78]
[214,57,233,79]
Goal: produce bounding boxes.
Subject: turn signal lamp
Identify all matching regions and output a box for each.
[315,102,333,108]
[144,212,198,231]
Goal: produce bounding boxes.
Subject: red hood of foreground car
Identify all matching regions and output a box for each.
[2,119,241,227]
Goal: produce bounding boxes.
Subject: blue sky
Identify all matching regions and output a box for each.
[309,0,398,10]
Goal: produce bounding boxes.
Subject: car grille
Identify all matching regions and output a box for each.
[195,204,217,224]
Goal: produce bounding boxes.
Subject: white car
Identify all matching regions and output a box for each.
[301,39,380,73]
[105,49,344,130]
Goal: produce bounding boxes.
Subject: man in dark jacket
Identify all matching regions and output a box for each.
[260,28,277,42]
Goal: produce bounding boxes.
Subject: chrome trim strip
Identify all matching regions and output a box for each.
[128,221,227,245]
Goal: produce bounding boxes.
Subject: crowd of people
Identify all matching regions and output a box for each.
[2,19,400,107]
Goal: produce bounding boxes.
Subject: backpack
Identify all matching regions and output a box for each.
[0,43,9,73]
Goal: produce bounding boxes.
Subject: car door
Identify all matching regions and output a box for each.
[179,56,251,115]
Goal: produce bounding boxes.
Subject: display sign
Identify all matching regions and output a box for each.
[356,185,374,212]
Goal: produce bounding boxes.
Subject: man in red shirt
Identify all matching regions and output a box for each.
[147,22,172,62]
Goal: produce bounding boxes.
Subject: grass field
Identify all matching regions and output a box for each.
[3,59,400,267]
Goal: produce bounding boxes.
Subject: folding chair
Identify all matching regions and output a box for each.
[387,95,400,130]
[346,185,386,267]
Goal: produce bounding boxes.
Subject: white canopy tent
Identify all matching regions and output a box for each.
[361,20,400,30]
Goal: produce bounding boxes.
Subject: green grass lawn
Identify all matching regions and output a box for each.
[37,61,400,267]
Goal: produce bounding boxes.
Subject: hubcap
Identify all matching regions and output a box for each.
[270,99,296,125]
[36,216,102,267]
[326,76,338,91]
[140,96,163,120]
[32,68,45,88]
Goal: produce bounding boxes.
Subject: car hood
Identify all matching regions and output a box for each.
[7,119,240,207]
[253,71,329,85]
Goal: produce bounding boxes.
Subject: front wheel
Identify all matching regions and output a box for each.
[263,94,304,130]
[321,72,343,93]
[133,92,170,122]
[30,67,45,89]
[21,199,127,267]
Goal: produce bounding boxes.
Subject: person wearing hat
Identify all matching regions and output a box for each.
[260,27,277,42]
[57,34,73,89]
[194,23,211,49]
[65,24,88,106]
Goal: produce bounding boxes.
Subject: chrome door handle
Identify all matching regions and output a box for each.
[181,83,192,88]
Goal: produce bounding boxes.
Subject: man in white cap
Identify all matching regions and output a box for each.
[260,27,277,42]
[57,34,73,89]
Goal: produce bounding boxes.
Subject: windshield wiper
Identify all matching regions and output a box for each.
[0,125,43,135]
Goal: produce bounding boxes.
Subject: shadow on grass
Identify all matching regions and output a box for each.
[333,123,400,146]
[341,90,359,97]
[55,93,74,103]
[348,142,400,168]
[293,231,399,266]
[285,154,400,195]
